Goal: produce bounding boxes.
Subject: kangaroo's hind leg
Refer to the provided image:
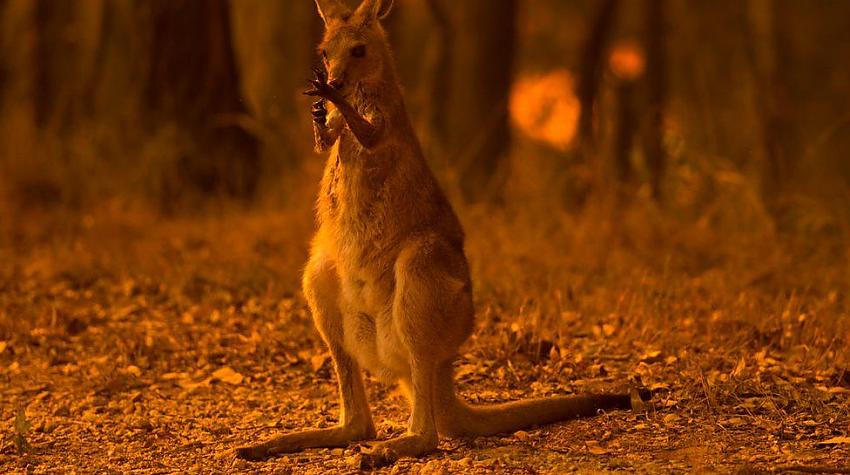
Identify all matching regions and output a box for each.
[236,252,376,460]
[359,238,473,468]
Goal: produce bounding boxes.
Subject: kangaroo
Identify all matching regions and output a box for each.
[236,0,646,467]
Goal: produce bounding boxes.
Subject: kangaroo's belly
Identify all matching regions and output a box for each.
[338,270,409,383]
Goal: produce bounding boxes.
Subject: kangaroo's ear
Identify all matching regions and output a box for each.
[315,0,352,25]
[354,0,394,23]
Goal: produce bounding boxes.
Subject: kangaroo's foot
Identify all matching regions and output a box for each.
[236,423,376,461]
[358,432,439,469]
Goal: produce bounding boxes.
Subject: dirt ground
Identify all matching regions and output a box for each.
[1,209,849,474]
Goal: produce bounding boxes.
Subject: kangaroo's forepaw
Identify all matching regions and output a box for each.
[304,68,340,103]
[312,99,328,127]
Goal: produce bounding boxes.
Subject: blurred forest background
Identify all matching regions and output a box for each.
[1,0,848,221]
[3,0,850,353]
[2,0,850,347]
[2,1,850,471]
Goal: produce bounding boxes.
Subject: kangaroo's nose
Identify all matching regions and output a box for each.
[329,78,345,90]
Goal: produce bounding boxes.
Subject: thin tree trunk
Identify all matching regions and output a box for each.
[426,0,453,150]
[453,0,517,202]
[230,0,319,173]
[741,0,799,218]
[81,2,147,124]
[0,0,7,110]
[577,0,620,153]
[644,0,667,202]
[84,0,114,117]
[763,0,797,208]
[33,0,70,128]
[144,0,259,205]
[614,81,637,184]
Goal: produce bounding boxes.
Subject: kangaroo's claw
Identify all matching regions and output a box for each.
[313,66,328,84]
[312,108,327,126]
[304,80,340,103]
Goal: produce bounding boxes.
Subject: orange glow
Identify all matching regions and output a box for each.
[509,69,580,151]
[609,41,645,81]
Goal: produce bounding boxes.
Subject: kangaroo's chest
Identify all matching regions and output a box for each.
[323,143,393,212]
[320,148,400,266]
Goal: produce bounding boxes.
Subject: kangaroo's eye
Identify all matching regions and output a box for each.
[351,45,366,58]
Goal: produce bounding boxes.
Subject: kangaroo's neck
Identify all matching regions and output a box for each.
[354,49,407,117]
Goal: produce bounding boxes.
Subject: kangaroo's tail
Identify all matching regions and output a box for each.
[435,362,645,437]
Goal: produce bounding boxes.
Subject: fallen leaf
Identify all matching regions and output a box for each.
[663,414,680,424]
[455,364,478,380]
[640,350,663,363]
[125,365,142,377]
[212,366,243,385]
[178,377,212,392]
[816,436,850,447]
[310,354,329,372]
[816,385,850,395]
[585,440,610,455]
[162,372,190,380]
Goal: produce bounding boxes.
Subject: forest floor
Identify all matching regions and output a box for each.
[1,208,849,474]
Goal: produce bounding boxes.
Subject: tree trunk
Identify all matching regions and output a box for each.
[33,0,75,128]
[614,81,637,185]
[452,0,517,202]
[28,1,103,130]
[0,0,7,110]
[84,1,148,121]
[425,0,453,151]
[143,0,259,204]
[643,0,668,202]
[762,0,798,211]
[741,0,799,218]
[230,0,319,172]
[577,0,620,153]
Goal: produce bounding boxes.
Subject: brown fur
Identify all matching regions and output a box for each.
[236,0,641,466]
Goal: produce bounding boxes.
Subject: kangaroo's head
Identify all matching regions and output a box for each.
[314,0,395,96]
